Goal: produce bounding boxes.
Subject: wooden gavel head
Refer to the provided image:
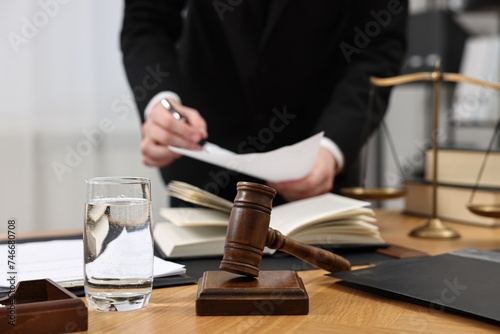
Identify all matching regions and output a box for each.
[219,182,351,277]
[219,182,276,277]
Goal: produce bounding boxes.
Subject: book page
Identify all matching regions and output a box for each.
[154,223,227,257]
[159,193,373,231]
[160,207,230,226]
[270,193,373,235]
[167,181,233,213]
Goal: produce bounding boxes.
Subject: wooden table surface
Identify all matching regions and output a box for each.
[79,210,500,334]
[3,210,500,333]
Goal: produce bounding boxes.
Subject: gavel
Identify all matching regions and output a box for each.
[220,182,352,277]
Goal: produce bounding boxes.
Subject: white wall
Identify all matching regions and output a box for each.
[0,1,166,233]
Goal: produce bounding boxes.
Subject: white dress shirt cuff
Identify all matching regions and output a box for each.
[320,137,345,174]
[144,91,182,120]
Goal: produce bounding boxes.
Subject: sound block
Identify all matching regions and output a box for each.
[196,270,308,316]
[0,279,87,333]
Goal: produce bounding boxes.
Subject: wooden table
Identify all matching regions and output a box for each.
[79,210,500,333]
[4,211,500,333]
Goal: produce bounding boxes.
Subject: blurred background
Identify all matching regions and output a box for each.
[1,0,499,233]
[0,1,165,233]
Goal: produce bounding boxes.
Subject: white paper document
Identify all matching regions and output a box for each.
[169,132,324,182]
[0,239,186,288]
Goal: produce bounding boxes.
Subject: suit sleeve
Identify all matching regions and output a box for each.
[314,0,408,173]
[120,0,186,123]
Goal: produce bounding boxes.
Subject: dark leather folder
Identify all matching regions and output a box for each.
[332,248,500,323]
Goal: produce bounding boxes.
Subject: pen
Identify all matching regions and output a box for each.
[160,98,187,122]
[160,98,207,146]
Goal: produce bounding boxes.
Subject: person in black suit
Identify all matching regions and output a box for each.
[120,0,408,205]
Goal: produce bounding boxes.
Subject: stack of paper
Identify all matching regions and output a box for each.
[0,239,185,289]
[169,132,324,182]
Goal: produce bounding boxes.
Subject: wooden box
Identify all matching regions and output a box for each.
[0,279,88,333]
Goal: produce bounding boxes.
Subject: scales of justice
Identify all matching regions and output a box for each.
[341,63,500,239]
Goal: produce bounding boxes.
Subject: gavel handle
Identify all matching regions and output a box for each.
[266,228,351,273]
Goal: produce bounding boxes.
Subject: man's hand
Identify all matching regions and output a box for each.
[140,100,207,167]
[267,147,337,202]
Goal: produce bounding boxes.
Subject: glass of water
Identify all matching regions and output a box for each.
[84,176,154,312]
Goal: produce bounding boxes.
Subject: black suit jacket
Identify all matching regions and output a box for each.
[120,0,408,204]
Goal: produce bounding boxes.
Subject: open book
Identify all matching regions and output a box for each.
[154,181,385,258]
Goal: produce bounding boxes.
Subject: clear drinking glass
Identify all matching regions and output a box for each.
[84,177,154,312]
